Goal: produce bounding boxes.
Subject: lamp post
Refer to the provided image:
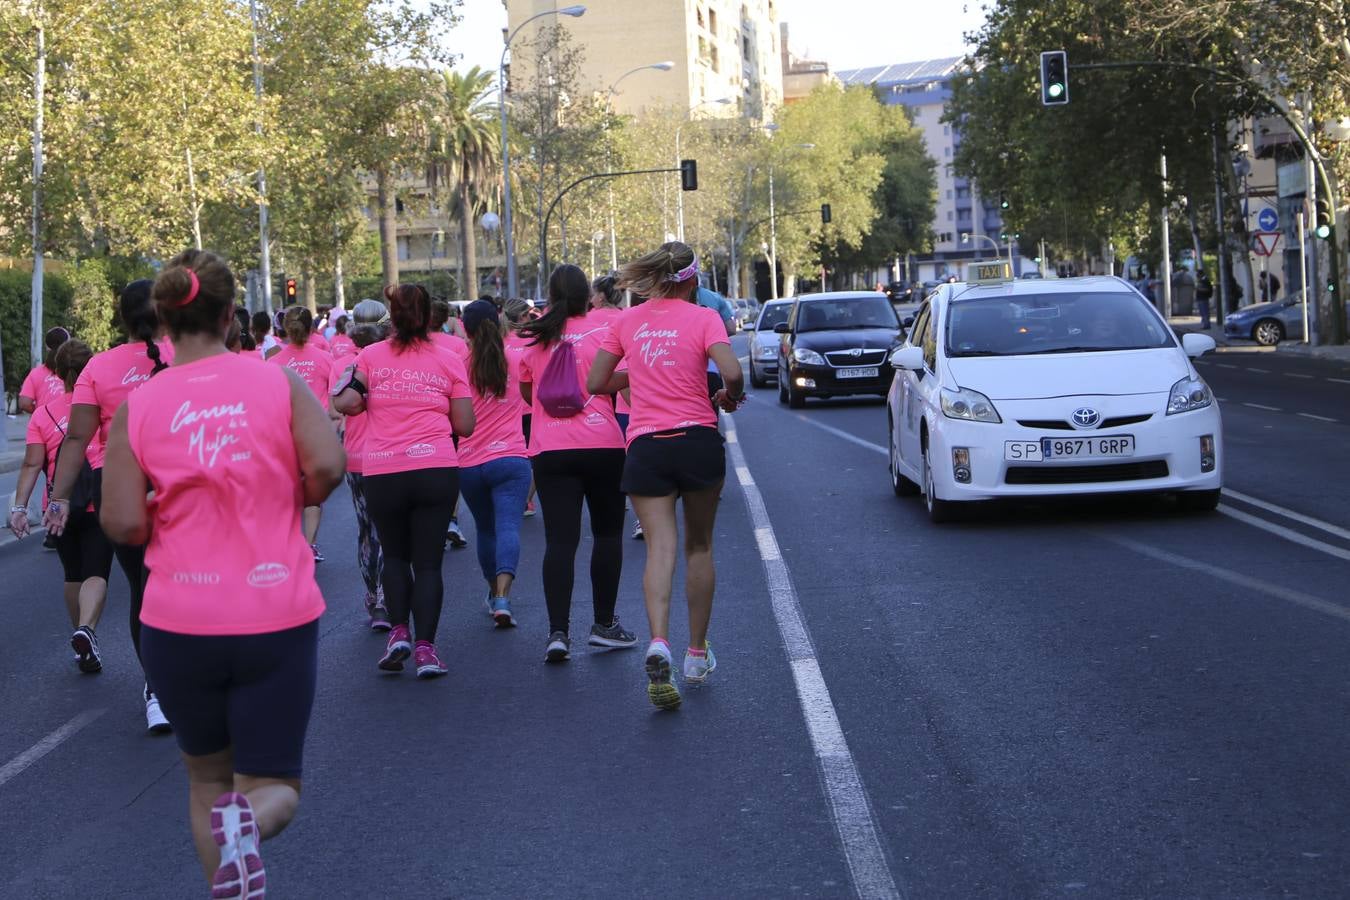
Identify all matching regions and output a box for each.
[961,231,1002,260]
[602,61,672,268]
[248,0,273,314]
[500,5,586,299]
[766,143,814,299]
[675,97,733,242]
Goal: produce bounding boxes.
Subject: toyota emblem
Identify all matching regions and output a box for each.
[1071,407,1101,429]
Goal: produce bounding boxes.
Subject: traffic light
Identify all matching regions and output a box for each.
[1040,50,1069,105]
[285,277,297,301]
[680,159,698,192]
[1314,198,1332,240]
[999,192,1010,211]
[821,203,832,224]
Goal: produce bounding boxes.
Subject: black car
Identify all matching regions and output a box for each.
[773,292,903,408]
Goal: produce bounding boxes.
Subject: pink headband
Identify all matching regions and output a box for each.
[665,256,699,283]
[173,269,200,308]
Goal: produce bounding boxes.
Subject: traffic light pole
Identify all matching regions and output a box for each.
[540,166,685,277]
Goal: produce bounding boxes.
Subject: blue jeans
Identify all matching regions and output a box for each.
[459,456,533,583]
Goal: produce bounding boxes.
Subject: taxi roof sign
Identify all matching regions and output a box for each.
[966,259,1012,285]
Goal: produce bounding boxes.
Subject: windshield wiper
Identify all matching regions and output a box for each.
[947,349,1006,357]
[1027,345,1151,354]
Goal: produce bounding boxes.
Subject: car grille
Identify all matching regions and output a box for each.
[824,349,888,367]
[1004,460,1169,485]
[1015,414,1153,431]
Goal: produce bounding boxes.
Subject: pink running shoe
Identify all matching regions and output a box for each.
[210,792,264,899]
[414,641,448,679]
[379,625,412,672]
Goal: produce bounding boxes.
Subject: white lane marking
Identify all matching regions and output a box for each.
[1107,535,1350,624]
[1328,378,1350,385]
[0,709,105,790]
[1248,367,1271,374]
[1285,373,1315,379]
[1216,364,1238,369]
[725,420,901,900]
[1298,412,1338,423]
[1219,505,1350,563]
[1223,489,1350,542]
[1243,403,1281,412]
[792,415,888,457]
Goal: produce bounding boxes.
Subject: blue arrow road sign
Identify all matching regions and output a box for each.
[1257,207,1279,232]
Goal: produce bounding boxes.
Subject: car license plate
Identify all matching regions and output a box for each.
[837,366,879,379]
[1003,435,1136,461]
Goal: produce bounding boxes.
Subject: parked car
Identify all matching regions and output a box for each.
[773,292,904,407]
[746,299,793,387]
[1223,290,1311,345]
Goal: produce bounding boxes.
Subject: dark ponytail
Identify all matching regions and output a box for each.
[468,318,508,399]
[283,306,313,347]
[42,326,71,369]
[119,279,167,374]
[520,264,590,347]
[384,283,431,349]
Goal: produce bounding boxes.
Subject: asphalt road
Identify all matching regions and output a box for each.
[2,335,1349,899]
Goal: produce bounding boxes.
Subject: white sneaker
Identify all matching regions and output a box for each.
[645,641,681,710]
[632,520,644,541]
[683,643,717,683]
[144,687,172,735]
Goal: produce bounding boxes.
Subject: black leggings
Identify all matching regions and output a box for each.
[92,471,151,686]
[366,467,458,643]
[531,448,626,634]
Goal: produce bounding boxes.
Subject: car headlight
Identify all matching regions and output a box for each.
[1167,375,1212,415]
[755,339,776,359]
[940,386,1001,423]
[793,347,826,365]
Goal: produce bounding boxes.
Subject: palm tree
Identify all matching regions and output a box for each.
[427,67,500,301]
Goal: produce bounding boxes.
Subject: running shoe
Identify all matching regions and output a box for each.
[489,597,515,628]
[368,604,392,632]
[414,642,448,679]
[588,618,638,649]
[379,625,412,672]
[210,791,265,899]
[144,687,172,734]
[645,641,682,710]
[683,642,717,683]
[523,500,536,518]
[544,631,570,663]
[41,532,57,552]
[71,626,102,674]
[311,543,324,563]
[632,520,644,541]
[446,519,467,549]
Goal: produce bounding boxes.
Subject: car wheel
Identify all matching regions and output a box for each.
[1177,488,1221,513]
[922,447,960,523]
[787,379,806,409]
[750,360,766,388]
[777,372,789,405]
[889,418,919,497]
[1252,318,1284,346]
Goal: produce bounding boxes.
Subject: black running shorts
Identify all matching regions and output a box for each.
[621,426,726,497]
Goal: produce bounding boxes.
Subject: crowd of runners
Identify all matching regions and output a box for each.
[7,240,743,897]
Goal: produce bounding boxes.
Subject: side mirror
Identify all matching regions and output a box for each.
[773,322,791,334]
[901,316,915,328]
[1181,332,1216,358]
[890,346,925,370]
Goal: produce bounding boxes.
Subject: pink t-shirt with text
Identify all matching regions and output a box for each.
[432,331,470,359]
[329,356,368,474]
[307,332,331,353]
[330,334,357,358]
[517,313,624,454]
[457,342,528,468]
[355,339,473,475]
[125,353,325,636]
[72,340,174,469]
[27,393,99,510]
[600,298,729,444]
[270,342,333,411]
[21,364,65,407]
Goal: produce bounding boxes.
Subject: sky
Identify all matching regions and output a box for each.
[446,0,990,76]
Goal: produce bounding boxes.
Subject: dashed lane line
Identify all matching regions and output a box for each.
[1298,412,1339,423]
[1243,402,1281,412]
[1330,378,1350,386]
[0,709,105,791]
[1284,372,1315,379]
[1248,367,1271,374]
[726,422,902,900]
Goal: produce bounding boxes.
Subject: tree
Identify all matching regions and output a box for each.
[427,67,499,300]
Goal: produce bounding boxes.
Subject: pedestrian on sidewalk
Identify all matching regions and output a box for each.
[100,249,345,897]
[9,338,113,674]
[1195,269,1214,330]
[588,241,746,710]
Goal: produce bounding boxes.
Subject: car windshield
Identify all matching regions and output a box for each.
[795,297,899,332]
[758,304,791,330]
[945,291,1174,356]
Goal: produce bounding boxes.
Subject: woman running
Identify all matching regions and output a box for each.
[518,265,636,662]
[456,299,530,628]
[329,299,390,631]
[588,242,745,709]
[252,311,280,360]
[10,338,114,673]
[18,326,70,414]
[45,279,174,733]
[502,299,538,517]
[100,248,345,898]
[329,312,356,358]
[430,299,471,548]
[270,307,333,562]
[333,283,475,678]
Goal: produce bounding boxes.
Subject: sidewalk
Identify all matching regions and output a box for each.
[1168,315,1350,361]
[1,413,31,475]
[1168,315,1234,347]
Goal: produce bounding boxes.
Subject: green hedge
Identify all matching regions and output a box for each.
[1,269,73,397]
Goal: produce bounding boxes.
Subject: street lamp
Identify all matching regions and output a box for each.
[607,61,675,97]
[500,4,586,299]
[601,61,674,269]
[675,97,734,242]
[766,143,814,300]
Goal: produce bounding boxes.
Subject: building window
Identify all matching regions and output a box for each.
[743,35,750,59]
[947,211,954,221]
[944,146,951,157]
[709,9,717,34]
[397,236,410,261]
[943,124,950,135]
[697,6,704,28]
[711,45,720,72]
[395,198,405,214]
[946,189,953,199]
[957,208,971,222]
[431,234,448,258]
[698,35,707,62]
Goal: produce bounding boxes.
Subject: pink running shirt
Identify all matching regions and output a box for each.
[355,339,472,475]
[329,356,368,474]
[517,313,624,455]
[330,334,357,358]
[27,393,99,510]
[432,331,470,359]
[270,342,333,411]
[71,340,174,469]
[307,331,331,353]
[125,353,325,636]
[457,342,528,468]
[599,299,729,445]
[21,364,64,407]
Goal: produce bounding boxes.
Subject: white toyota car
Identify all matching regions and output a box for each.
[886,271,1223,522]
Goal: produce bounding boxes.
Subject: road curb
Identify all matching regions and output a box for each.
[1274,342,1350,363]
